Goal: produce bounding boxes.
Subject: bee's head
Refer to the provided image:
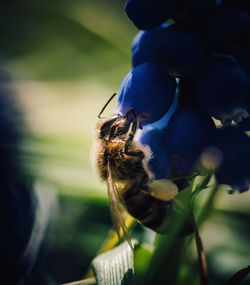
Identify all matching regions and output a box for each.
[97,93,130,140]
[97,115,131,141]
[97,92,138,141]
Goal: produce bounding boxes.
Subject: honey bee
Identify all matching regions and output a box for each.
[94,94,178,251]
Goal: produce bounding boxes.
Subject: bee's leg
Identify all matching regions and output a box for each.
[125,138,144,157]
[124,112,144,158]
[125,109,138,143]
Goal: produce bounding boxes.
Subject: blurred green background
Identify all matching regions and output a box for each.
[1,1,250,284]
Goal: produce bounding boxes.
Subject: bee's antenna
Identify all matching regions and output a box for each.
[98,93,117,119]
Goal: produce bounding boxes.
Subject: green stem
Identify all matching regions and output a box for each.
[192,213,209,285]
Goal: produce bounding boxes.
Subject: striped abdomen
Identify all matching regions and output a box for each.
[123,187,173,232]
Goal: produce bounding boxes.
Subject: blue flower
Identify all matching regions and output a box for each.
[213,126,250,192]
[165,107,217,176]
[137,127,172,180]
[114,62,176,126]
[131,24,167,68]
[169,0,215,27]
[233,46,250,76]
[121,0,250,195]
[195,58,249,126]
[125,0,174,30]
[137,107,218,179]
[209,8,250,54]
[155,24,205,77]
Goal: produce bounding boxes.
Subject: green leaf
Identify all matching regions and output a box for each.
[196,176,218,225]
[140,176,218,285]
[134,243,153,285]
[92,241,135,285]
[143,185,194,285]
[191,174,213,198]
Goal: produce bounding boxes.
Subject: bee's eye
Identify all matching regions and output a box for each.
[99,118,117,138]
[111,120,130,138]
[109,125,122,138]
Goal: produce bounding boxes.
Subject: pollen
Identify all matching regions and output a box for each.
[148,179,178,202]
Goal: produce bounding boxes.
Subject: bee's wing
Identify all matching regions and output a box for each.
[107,160,134,253]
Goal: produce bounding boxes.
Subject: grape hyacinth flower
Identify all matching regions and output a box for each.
[233,46,250,76]
[165,107,217,176]
[118,0,250,193]
[125,0,174,30]
[210,126,250,192]
[114,62,176,126]
[135,105,218,180]
[137,127,172,180]
[209,8,250,54]
[155,24,205,78]
[169,0,216,26]
[131,24,167,68]
[195,58,249,126]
